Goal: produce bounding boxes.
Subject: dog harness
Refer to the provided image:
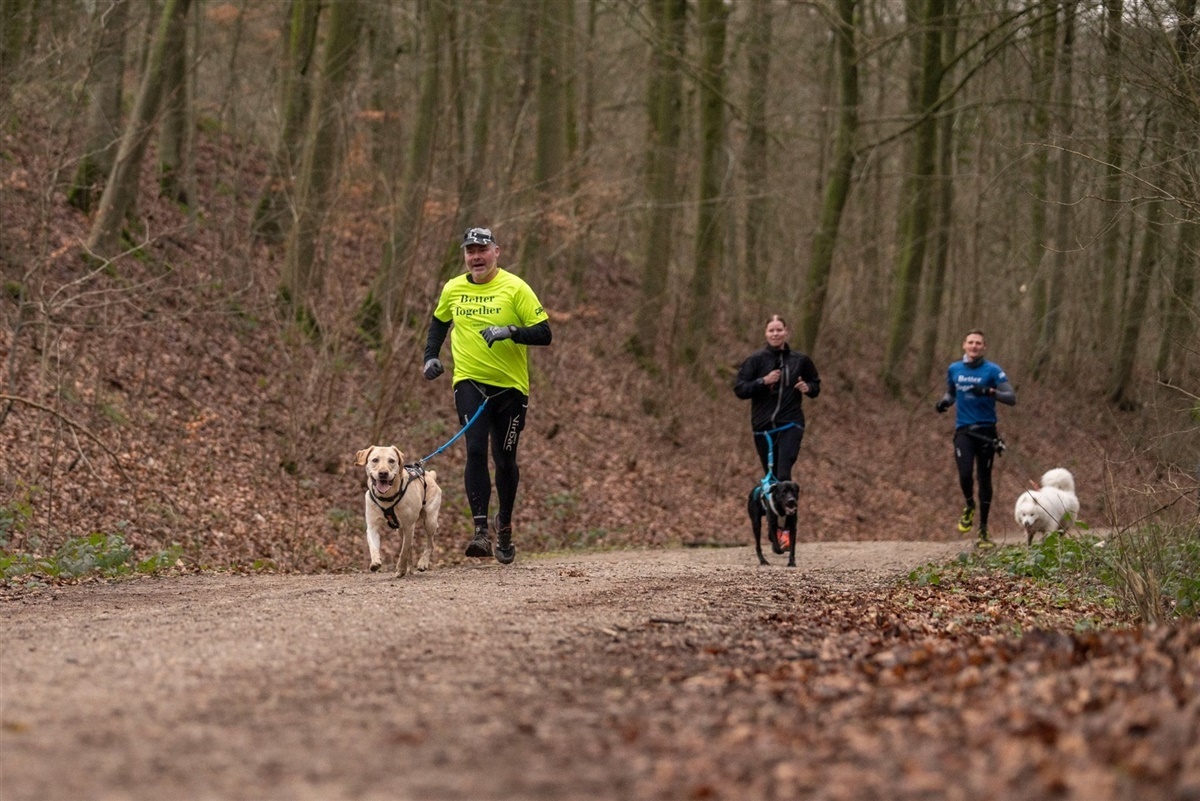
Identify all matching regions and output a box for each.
[368,464,429,530]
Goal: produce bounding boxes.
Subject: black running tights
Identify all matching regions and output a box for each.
[954,426,997,529]
[454,381,528,530]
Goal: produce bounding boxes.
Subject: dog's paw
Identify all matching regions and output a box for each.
[370,561,382,572]
[416,554,431,572]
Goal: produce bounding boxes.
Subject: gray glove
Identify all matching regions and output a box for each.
[482,325,517,347]
[423,358,444,380]
[969,385,992,397]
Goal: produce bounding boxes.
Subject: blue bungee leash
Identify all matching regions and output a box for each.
[418,398,489,465]
[752,422,801,507]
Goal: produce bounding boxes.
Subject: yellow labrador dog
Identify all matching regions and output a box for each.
[354,446,442,577]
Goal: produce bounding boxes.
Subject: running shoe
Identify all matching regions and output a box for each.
[956,505,975,533]
[975,529,994,550]
[492,514,515,565]
[777,529,792,550]
[465,524,492,558]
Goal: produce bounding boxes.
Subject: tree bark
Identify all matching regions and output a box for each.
[1025,3,1057,367]
[85,0,193,260]
[742,0,771,318]
[881,0,945,393]
[68,0,130,213]
[800,0,859,354]
[520,0,570,283]
[630,0,685,368]
[281,0,362,327]
[375,0,446,336]
[1109,192,1162,409]
[1154,0,1199,380]
[916,0,958,382]
[682,0,728,371]
[365,2,401,204]
[1097,0,1124,348]
[158,0,190,205]
[253,0,321,243]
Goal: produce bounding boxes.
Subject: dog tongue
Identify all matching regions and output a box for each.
[375,478,393,492]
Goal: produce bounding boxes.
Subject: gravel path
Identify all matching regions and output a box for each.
[2,539,976,801]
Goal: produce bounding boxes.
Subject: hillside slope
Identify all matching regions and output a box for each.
[0,103,1163,573]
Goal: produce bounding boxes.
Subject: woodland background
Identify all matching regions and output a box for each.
[0,0,1197,573]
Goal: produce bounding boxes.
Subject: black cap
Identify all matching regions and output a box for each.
[461,227,496,247]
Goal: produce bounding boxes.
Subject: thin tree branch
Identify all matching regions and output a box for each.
[0,394,131,482]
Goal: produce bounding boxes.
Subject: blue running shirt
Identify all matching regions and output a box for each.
[946,358,1007,427]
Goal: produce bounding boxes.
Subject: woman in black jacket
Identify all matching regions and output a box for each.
[733,314,821,485]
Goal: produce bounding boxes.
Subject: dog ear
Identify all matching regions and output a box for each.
[391,446,405,465]
[354,448,372,466]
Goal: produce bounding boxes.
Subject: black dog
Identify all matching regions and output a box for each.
[748,480,800,567]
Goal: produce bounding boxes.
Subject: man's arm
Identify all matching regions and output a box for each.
[511,319,552,347]
[424,316,450,362]
[993,380,1016,406]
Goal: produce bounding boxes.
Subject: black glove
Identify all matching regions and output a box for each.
[423,358,444,380]
[970,385,992,397]
[482,325,517,347]
[935,399,951,413]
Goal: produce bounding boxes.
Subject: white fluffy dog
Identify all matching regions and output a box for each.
[1014,468,1079,545]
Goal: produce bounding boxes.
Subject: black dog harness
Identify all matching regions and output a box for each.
[368,464,429,530]
[752,480,787,518]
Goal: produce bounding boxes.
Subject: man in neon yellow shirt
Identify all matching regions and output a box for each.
[422,227,552,563]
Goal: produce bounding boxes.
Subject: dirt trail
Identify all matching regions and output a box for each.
[2,538,1012,801]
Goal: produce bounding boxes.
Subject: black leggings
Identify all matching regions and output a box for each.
[954,425,997,529]
[753,424,804,482]
[454,381,528,529]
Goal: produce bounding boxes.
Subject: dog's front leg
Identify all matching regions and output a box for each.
[395,528,413,577]
[365,506,383,571]
[749,496,769,566]
[785,514,798,568]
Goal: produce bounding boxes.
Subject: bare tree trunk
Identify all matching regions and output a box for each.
[1025,2,1057,367]
[281,0,362,328]
[1098,0,1124,348]
[682,0,728,372]
[1154,0,1199,380]
[158,0,190,204]
[1031,0,1077,380]
[365,2,401,204]
[630,0,685,368]
[882,0,944,393]
[85,0,192,260]
[916,0,958,382]
[253,0,321,243]
[800,0,859,354]
[68,0,130,213]
[0,0,31,81]
[1109,193,1162,409]
[375,0,446,336]
[519,0,570,283]
[445,0,502,280]
[742,0,771,317]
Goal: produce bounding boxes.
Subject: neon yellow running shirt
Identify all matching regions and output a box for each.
[433,268,549,395]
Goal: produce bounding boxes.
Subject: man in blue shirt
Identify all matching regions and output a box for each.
[935,330,1016,546]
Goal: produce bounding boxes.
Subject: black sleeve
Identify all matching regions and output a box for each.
[994,379,1016,406]
[801,356,821,399]
[734,354,766,400]
[424,316,451,362]
[512,319,552,347]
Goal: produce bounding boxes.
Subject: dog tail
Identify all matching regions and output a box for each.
[1039,468,1075,494]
